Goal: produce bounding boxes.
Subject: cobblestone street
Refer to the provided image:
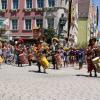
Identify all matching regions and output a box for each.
[0,64,100,100]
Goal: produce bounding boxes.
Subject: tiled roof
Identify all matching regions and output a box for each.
[78,0,90,18]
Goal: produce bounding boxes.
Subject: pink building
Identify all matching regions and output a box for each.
[0,0,43,41]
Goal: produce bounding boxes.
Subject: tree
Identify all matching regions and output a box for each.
[44,28,57,44]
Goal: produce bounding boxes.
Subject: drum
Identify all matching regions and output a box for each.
[19,53,28,64]
[92,57,100,73]
[40,56,50,69]
[0,56,3,64]
[28,53,33,60]
[92,57,100,64]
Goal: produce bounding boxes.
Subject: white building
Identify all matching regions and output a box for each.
[43,0,69,37]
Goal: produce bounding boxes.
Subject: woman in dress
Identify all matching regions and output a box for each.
[2,42,8,64]
[86,38,98,77]
[15,43,24,67]
[54,50,62,69]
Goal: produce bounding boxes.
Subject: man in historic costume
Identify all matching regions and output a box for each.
[86,38,99,77]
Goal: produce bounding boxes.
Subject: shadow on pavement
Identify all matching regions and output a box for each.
[76,74,100,78]
[28,70,48,74]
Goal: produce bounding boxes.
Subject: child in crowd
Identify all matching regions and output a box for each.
[54,50,62,69]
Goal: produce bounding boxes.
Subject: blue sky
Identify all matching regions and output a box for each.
[92,0,100,31]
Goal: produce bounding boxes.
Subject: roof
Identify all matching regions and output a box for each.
[97,32,100,37]
[78,0,90,18]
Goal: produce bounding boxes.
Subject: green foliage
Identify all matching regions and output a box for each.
[0,28,6,36]
[44,28,57,43]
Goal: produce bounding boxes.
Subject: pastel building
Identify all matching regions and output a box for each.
[0,0,43,40]
[0,0,69,41]
[69,0,78,47]
[78,0,98,46]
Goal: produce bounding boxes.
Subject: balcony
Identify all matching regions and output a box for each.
[34,8,43,12]
[10,29,19,32]
[22,29,32,32]
[10,9,19,13]
[0,9,7,13]
[23,8,33,12]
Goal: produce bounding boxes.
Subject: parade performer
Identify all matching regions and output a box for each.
[69,48,76,67]
[35,41,49,73]
[54,50,62,69]
[27,46,33,66]
[64,48,69,67]
[2,42,8,64]
[15,43,26,67]
[51,38,59,69]
[86,38,98,77]
[78,49,84,70]
[0,42,3,68]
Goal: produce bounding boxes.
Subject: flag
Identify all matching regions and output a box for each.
[3,19,10,26]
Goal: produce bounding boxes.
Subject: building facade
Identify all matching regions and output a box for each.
[43,0,69,37]
[89,5,98,38]
[0,0,36,40]
[0,0,69,40]
[68,0,78,47]
[78,0,98,46]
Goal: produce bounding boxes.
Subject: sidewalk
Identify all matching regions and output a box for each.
[0,64,100,100]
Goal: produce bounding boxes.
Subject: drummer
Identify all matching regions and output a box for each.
[86,38,98,77]
[15,43,24,67]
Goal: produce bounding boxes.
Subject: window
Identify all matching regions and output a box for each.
[48,0,55,7]
[25,19,31,30]
[1,0,7,9]
[13,0,18,9]
[12,19,18,30]
[26,0,32,8]
[36,19,43,28]
[47,18,54,28]
[37,0,44,8]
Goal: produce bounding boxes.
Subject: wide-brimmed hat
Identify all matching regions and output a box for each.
[33,27,39,30]
[52,37,59,42]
